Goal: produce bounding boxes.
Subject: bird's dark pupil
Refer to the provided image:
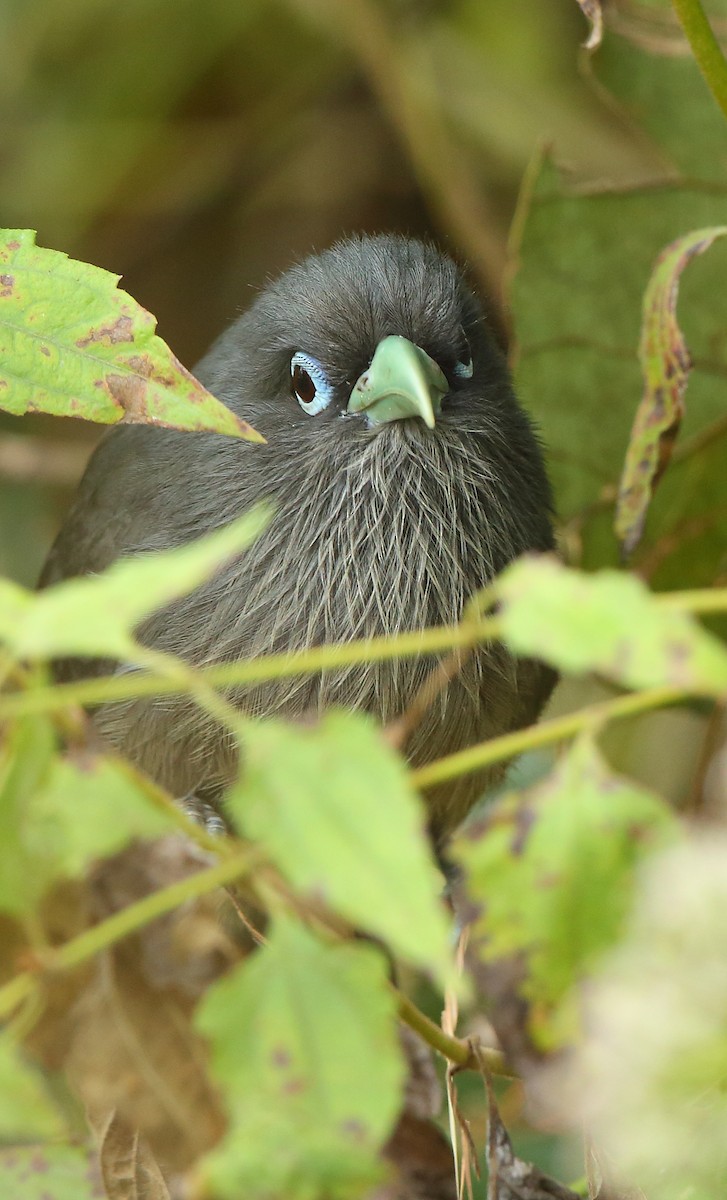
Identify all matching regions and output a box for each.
[292,364,316,405]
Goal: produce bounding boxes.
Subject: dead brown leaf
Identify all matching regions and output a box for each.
[98,1110,171,1200]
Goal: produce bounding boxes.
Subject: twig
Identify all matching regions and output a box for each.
[385,645,474,750]
[393,985,512,1077]
[0,617,500,721]
[685,697,726,815]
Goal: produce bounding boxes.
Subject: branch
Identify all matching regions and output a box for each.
[393,985,513,1077]
[0,616,500,721]
[412,685,684,790]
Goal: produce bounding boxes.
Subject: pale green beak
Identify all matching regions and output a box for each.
[346,335,448,429]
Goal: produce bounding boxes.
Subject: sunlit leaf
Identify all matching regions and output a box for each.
[227,711,452,983]
[0,505,269,662]
[0,718,176,915]
[616,226,727,556]
[497,556,727,696]
[196,917,404,1199]
[454,737,678,1053]
[0,229,262,440]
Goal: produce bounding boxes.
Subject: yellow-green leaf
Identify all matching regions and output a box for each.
[0,1038,65,1141]
[0,505,269,663]
[498,556,727,696]
[227,712,453,983]
[196,917,404,1199]
[0,718,177,915]
[454,737,678,1053]
[0,229,262,441]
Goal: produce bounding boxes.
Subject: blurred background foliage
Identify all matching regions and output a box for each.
[0,0,658,585]
[3,0,727,1187]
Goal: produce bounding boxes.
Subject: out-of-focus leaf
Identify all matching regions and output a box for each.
[575,0,603,50]
[0,718,176,915]
[196,916,404,1199]
[616,226,727,556]
[0,1143,104,1200]
[497,556,727,696]
[454,737,678,1056]
[0,229,262,440]
[0,1038,65,1140]
[0,504,268,663]
[564,835,727,1199]
[227,712,453,982]
[43,840,231,1174]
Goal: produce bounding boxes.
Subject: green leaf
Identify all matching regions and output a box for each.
[226,711,452,981]
[498,556,727,696]
[196,917,404,1199]
[573,835,727,1199]
[0,504,269,662]
[454,736,678,1050]
[0,1144,103,1200]
[616,226,727,556]
[0,718,176,915]
[0,229,262,441]
[0,1038,65,1140]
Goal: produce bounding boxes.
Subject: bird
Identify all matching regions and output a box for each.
[40,234,556,849]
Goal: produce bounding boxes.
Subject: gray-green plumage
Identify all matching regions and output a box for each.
[41,235,555,846]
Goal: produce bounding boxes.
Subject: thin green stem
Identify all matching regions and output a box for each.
[0,849,256,1020]
[673,0,727,122]
[656,587,727,614]
[2,586,727,725]
[0,618,498,721]
[392,985,513,1077]
[412,685,684,790]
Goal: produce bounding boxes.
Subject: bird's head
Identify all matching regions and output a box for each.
[197,234,509,446]
[190,233,553,628]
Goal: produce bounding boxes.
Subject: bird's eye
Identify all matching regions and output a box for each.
[453,332,473,380]
[290,351,334,415]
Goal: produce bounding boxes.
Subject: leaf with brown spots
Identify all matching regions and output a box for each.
[0,1143,105,1200]
[497,555,727,698]
[0,229,262,440]
[0,717,180,919]
[97,1112,171,1200]
[616,226,727,556]
[196,916,405,1198]
[453,737,678,1066]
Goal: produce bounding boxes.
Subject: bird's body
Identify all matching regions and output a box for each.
[41,235,555,845]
